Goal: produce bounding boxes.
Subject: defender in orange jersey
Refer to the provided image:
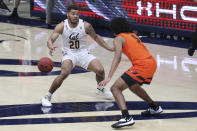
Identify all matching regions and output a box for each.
[99,17,163,128]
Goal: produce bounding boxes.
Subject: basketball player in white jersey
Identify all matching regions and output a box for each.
[42,4,114,107]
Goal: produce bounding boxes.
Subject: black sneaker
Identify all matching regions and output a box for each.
[9,11,19,18]
[141,106,163,116]
[188,47,195,56]
[46,24,52,29]
[111,116,135,128]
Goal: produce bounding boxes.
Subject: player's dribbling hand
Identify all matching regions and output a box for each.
[49,46,58,56]
[48,44,58,56]
[99,77,111,87]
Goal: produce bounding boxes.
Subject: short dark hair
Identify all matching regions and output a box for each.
[109,17,131,35]
[67,4,79,12]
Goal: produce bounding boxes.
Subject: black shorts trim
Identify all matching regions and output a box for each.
[121,73,142,87]
[137,76,145,81]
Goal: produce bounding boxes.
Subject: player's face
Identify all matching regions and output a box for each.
[67,9,79,24]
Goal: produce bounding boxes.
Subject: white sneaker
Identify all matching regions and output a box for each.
[41,95,52,107]
[41,106,52,114]
[141,106,163,116]
[96,86,113,100]
[111,116,135,128]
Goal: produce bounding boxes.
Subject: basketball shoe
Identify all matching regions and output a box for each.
[141,106,163,116]
[41,94,52,107]
[9,11,18,18]
[188,47,195,56]
[96,86,113,100]
[111,116,135,128]
[41,106,52,114]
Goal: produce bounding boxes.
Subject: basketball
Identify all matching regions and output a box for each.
[37,57,53,73]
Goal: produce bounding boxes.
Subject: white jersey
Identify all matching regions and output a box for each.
[62,19,88,53]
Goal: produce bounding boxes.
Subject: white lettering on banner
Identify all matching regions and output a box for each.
[156,3,176,19]
[136,1,197,22]
[180,6,197,22]
[137,1,152,16]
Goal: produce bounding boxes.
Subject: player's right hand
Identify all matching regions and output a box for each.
[48,43,58,56]
[99,77,111,87]
[49,47,57,56]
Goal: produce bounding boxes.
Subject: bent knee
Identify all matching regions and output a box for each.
[110,86,116,93]
[96,67,104,75]
[111,84,121,93]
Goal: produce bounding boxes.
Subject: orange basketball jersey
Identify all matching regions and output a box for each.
[118,33,157,79]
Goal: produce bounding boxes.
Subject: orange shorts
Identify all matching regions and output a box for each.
[121,60,157,86]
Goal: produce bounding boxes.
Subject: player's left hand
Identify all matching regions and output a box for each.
[99,77,111,87]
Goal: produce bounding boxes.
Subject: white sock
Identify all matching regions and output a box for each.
[46,92,52,98]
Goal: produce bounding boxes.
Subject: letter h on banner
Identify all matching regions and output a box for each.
[137,1,152,16]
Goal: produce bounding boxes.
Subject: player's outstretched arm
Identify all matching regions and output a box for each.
[84,22,114,52]
[47,22,64,56]
[99,36,124,86]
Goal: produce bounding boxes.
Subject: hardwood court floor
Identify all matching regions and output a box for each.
[0,22,197,131]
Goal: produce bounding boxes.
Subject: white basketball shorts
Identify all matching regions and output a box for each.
[61,50,96,70]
